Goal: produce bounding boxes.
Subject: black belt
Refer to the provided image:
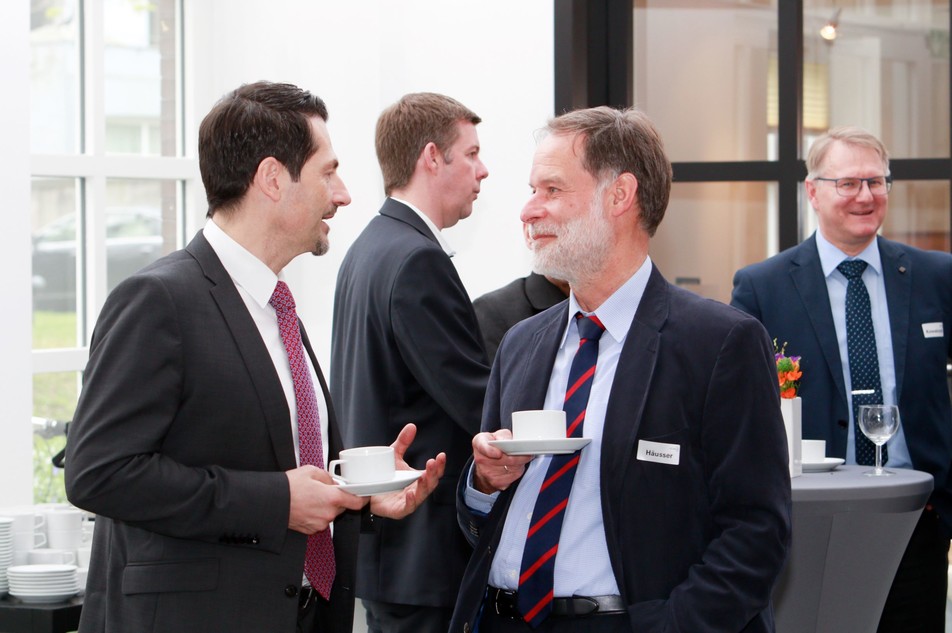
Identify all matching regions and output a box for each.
[487,587,625,618]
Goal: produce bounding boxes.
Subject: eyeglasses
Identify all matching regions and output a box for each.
[813,176,892,197]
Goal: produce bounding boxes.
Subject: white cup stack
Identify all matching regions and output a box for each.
[0,517,14,596]
[0,504,94,601]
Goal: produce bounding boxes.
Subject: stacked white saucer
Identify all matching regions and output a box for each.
[0,517,13,596]
[6,564,79,603]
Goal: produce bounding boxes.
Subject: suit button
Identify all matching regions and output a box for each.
[285,585,298,598]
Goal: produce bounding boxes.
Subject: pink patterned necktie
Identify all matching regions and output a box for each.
[269,281,335,599]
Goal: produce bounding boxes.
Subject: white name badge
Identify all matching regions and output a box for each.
[922,322,944,339]
[637,440,681,466]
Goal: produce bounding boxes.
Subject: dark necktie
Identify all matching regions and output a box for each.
[270,281,336,599]
[836,260,884,466]
[517,313,605,627]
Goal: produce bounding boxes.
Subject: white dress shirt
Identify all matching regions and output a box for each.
[468,256,653,597]
[203,219,330,467]
[815,230,910,468]
[390,196,456,257]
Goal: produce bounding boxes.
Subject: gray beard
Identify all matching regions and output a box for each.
[529,202,613,287]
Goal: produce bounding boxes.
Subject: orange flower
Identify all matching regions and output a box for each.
[780,387,798,399]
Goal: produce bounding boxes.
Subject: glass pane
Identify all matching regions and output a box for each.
[651,182,776,304]
[32,177,82,348]
[633,0,778,162]
[104,179,179,293]
[33,371,80,504]
[104,0,179,156]
[803,1,950,159]
[30,0,82,154]
[883,180,951,252]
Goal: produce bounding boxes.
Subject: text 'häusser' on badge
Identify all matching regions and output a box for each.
[922,322,944,338]
[637,440,681,466]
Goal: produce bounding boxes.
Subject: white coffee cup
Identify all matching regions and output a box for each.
[28,548,76,565]
[76,545,93,568]
[802,439,826,463]
[0,507,46,534]
[328,446,395,484]
[511,410,566,440]
[12,529,46,552]
[49,528,84,550]
[45,508,86,532]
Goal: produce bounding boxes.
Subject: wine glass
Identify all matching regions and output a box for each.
[858,404,901,476]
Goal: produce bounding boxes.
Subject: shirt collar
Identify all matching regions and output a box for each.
[815,229,882,278]
[560,256,653,348]
[390,196,456,257]
[203,218,282,308]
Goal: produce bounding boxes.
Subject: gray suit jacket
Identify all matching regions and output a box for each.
[732,234,952,534]
[65,232,358,633]
[330,199,490,607]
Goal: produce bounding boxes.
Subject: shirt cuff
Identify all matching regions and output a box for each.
[463,461,499,515]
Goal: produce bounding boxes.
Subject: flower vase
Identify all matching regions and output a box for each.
[780,397,802,477]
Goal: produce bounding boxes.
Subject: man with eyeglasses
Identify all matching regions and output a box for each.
[732,126,952,632]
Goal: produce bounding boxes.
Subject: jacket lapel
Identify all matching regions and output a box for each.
[790,237,849,412]
[186,232,297,471]
[878,237,911,401]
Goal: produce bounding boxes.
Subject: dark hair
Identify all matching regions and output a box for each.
[546,106,672,237]
[199,81,329,216]
[375,92,481,196]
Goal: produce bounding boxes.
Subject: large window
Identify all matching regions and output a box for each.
[555,0,950,303]
[29,0,192,502]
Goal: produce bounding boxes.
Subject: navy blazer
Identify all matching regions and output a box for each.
[732,234,952,534]
[331,199,490,607]
[451,265,791,633]
[66,232,358,633]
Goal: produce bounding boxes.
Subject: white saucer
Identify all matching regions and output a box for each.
[9,590,78,604]
[332,470,423,497]
[802,457,845,473]
[488,438,592,456]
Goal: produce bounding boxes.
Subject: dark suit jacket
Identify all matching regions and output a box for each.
[451,265,791,633]
[473,272,568,362]
[731,234,952,534]
[65,232,358,633]
[330,198,490,607]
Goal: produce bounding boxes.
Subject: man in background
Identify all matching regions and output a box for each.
[331,92,491,633]
[474,224,569,363]
[65,81,444,633]
[451,106,790,633]
[731,126,952,632]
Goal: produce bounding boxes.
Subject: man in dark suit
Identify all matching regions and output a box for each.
[64,81,445,633]
[450,107,791,633]
[474,271,568,362]
[732,126,952,632]
[331,93,491,633]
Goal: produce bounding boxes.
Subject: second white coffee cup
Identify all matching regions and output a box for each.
[328,446,394,484]
[802,439,826,463]
[511,410,566,440]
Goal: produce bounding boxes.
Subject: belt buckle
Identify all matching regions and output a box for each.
[300,586,318,611]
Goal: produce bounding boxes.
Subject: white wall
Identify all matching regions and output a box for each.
[2,1,553,503]
[188,0,554,371]
[0,1,37,505]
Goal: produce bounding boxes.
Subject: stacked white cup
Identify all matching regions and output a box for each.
[0,507,47,567]
[0,517,14,595]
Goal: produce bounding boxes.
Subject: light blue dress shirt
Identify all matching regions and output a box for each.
[815,230,910,468]
[466,256,653,596]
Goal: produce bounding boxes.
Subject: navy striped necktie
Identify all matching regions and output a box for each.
[517,312,605,627]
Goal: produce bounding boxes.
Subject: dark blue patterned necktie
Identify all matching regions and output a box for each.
[837,260,884,466]
[517,313,605,627]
